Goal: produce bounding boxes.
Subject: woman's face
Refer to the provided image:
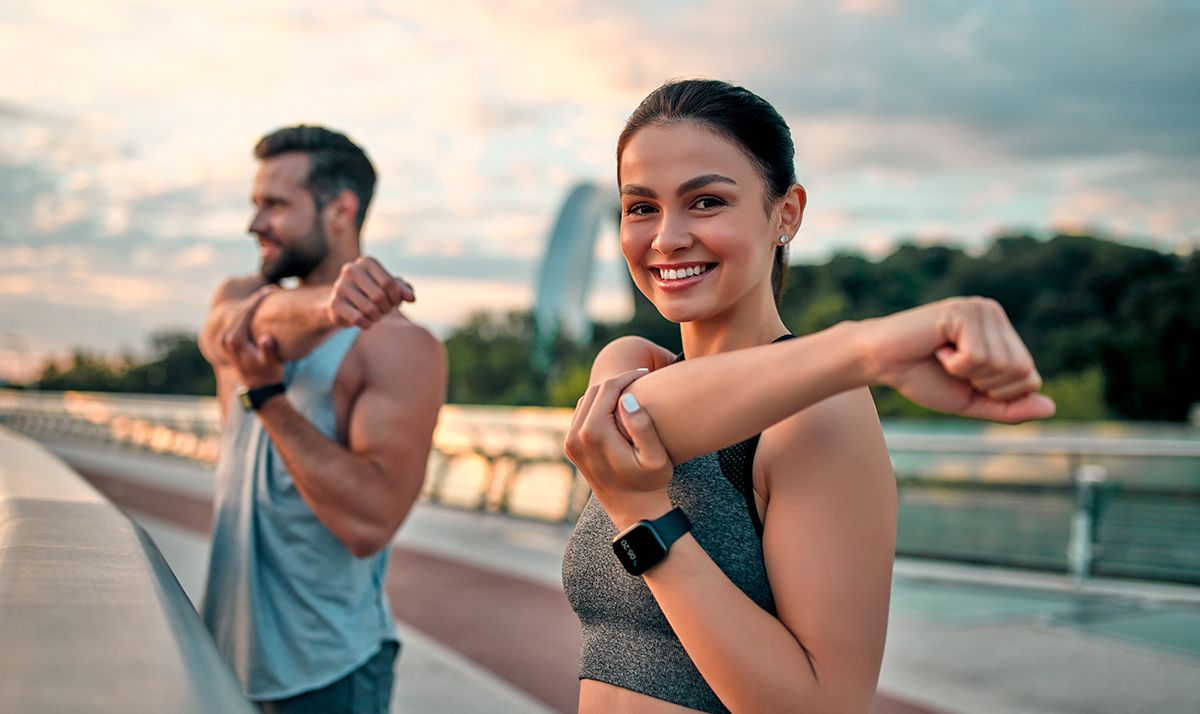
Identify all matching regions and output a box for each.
[618,121,779,324]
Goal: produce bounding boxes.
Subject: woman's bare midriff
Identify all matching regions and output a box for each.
[579,679,704,714]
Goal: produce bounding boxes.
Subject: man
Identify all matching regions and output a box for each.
[198,125,446,713]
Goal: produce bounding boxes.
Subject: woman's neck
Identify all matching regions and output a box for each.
[679,288,788,359]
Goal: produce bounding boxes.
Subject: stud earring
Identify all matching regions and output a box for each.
[778,234,790,245]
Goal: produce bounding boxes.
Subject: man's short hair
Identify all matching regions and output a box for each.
[254,125,376,230]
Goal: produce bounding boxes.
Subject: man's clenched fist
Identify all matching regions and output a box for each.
[326,256,415,329]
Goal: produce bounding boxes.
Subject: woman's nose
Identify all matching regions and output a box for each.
[650,215,693,255]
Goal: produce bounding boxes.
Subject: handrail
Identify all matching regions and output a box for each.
[0,425,255,713]
[883,433,1200,459]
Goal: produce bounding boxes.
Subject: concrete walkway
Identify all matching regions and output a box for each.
[44,442,1200,713]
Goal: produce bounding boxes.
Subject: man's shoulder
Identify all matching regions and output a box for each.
[353,314,445,369]
[341,314,446,408]
[211,274,268,305]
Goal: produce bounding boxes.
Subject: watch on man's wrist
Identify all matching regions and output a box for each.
[611,506,692,576]
[238,382,287,411]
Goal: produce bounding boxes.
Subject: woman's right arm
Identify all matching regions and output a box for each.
[604,297,1054,466]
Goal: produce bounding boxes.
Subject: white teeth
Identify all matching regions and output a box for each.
[657,265,708,281]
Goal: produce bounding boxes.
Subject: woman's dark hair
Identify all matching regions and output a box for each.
[617,79,796,305]
[255,125,376,231]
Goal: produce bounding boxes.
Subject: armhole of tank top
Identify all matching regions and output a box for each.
[713,434,765,540]
[741,434,765,540]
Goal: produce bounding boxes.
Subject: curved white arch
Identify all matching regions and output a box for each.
[533,182,622,347]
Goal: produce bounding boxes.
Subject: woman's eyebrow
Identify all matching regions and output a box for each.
[621,184,656,198]
[621,174,738,199]
[676,174,737,196]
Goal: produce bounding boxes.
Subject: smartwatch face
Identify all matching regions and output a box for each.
[612,522,667,575]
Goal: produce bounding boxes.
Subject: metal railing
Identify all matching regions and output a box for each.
[0,389,582,522]
[2,389,1198,583]
[0,424,255,713]
[885,429,1200,583]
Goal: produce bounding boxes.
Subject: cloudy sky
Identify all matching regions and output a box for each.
[2,0,1198,381]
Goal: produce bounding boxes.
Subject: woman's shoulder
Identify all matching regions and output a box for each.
[757,387,892,493]
[772,386,881,442]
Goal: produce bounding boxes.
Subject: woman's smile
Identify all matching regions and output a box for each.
[648,261,717,291]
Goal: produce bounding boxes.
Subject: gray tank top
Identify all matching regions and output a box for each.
[561,445,776,713]
[203,327,398,700]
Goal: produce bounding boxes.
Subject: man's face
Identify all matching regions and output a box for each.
[248,152,329,284]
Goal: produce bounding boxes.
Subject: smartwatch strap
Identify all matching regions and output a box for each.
[652,507,692,549]
[240,382,287,411]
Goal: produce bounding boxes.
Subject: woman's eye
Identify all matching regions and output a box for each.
[624,202,656,216]
[692,196,726,210]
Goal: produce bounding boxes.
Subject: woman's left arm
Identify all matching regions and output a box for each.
[585,384,895,712]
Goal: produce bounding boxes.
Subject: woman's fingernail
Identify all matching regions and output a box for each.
[635,367,649,372]
[620,393,641,413]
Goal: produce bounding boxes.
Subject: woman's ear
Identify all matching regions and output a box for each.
[778,184,807,237]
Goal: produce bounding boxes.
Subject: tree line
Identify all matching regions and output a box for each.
[23,233,1199,421]
[31,332,217,396]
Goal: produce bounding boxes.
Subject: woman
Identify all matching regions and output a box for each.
[561,79,1054,713]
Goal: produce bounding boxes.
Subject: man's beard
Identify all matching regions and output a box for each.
[260,224,329,284]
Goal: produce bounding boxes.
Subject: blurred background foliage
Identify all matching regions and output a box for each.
[20,233,1199,421]
[32,331,216,397]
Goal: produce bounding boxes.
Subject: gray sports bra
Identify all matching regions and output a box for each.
[561,337,792,713]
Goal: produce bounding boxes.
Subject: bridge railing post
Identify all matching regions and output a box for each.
[1067,462,1107,583]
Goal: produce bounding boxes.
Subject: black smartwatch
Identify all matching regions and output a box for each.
[611,506,692,576]
[238,382,287,411]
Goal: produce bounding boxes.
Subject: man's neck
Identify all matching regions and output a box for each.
[300,244,361,287]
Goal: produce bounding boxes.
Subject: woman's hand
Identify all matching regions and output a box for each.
[857,297,1056,423]
[564,369,675,528]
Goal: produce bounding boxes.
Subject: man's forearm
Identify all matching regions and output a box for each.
[253,396,417,556]
[624,322,870,465]
[249,286,337,362]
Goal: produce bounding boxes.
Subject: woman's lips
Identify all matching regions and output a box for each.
[649,262,715,291]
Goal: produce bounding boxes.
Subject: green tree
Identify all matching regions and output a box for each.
[36,350,123,391]
[1101,254,1200,420]
[1040,369,1110,421]
[121,332,216,395]
[547,362,591,407]
[444,311,547,405]
[34,332,214,396]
